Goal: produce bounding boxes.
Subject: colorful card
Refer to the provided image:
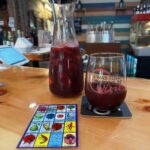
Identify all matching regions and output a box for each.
[17,104,78,148]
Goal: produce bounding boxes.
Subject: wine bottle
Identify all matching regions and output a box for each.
[119,0,125,8]
[3,31,7,45]
[8,31,14,46]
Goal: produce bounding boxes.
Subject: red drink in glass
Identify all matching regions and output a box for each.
[49,45,83,97]
[85,81,127,111]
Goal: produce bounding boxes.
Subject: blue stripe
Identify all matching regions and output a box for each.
[81,16,131,24]
[82,29,130,33]
[120,40,129,44]
[120,48,130,53]
[82,3,115,9]
[115,28,130,32]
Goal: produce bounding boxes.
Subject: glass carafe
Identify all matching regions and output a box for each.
[49,0,83,97]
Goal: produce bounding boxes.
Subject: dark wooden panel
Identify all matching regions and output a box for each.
[85,42,121,54]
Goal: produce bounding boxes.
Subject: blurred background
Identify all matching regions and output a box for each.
[0,0,150,78]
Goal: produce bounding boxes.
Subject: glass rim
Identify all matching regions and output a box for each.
[89,52,125,58]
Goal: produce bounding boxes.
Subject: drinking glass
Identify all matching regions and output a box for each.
[85,53,127,115]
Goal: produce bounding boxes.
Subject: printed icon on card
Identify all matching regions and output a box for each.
[57,105,66,112]
[23,134,36,144]
[56,113,64,119]
[34,113,44,121]
[64,134,76,144]
[34,133,50,147]
[52,123,63,132]
[46,113,55,120]
[28,122,41,133]
[30,124,38,131]
[67,105,76,112]
[39,122,52,133]
[37,106,48,112]
[64,121,76,132]
[63,133,76,147]
[66,112,75,121]
[19,133,37,147]
[43,123,50,131]
[47,106,57,113]
[48,133,63,147]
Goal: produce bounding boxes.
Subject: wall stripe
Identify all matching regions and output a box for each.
[81,0,140,3]
[82,24,130,29]
[114,24,130,28]
[82,10,134,17]
[121,44,129,49]
[84,10,116,16]
[81,2,139,9]
[120,40,130,44]
[115,36,129,41]
[81,29,130,33]
[115,28,130,32]
[82,3,115,9]
[125,2,139,7]
[81,16,131,24]
[120,48,130,52]
[115,32,129,36]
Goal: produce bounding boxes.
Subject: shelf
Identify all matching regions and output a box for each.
[75,8,86,12]
[74,8,86,18]
[115,6,133,15]
[132,14,150,22]
[115,7,132,11]
[74,6,134,17]
[115,8,127,11]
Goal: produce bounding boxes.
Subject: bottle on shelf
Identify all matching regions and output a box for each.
[119,0,125,9]
[8,31,14,46]
[11,28,17,45]
[102,21,109,43]
[74,17,82,34]
[146,4,150,14]
[25,30,33,43]
[110,21,115,42]
[136,5,140,14]
[31,30,38,46]
[133,8,136,15]
[139,4,143,14]
[0,27,3,45]
[21,31,24,37]
[76,0,83,10]
[3,31,8,46]
[134,3,150,15]
[143,4,147,14]
[17,30,21,38]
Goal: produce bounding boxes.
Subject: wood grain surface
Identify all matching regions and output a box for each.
[0,67,150,150]
[24,52,49,61]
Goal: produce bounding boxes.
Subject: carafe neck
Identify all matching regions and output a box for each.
[51,1,78,47]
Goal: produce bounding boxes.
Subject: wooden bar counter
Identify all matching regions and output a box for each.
[0,67,150,150]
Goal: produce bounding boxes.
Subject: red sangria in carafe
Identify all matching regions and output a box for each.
[49,0,83,97]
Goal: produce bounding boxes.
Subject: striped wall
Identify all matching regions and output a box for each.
[78,0,140,53]
[81,0,140,3]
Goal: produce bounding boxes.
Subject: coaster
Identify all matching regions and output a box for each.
[81,96,132,118]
